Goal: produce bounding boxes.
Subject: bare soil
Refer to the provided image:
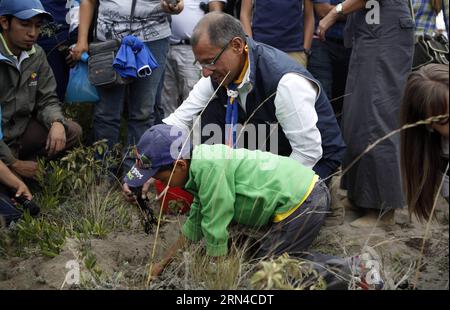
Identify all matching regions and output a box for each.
[0,177,448,290]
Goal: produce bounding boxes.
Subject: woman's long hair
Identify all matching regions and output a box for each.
[400,64,449,221]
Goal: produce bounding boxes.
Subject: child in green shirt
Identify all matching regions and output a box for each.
[122,124,384,289]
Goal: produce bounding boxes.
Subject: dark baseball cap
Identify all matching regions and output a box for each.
[124,124,191,187]
[0,0,53,22]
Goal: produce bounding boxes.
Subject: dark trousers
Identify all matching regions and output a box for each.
[253,181,352,289]
[0,192,21,227]
[255,180,331,257]
[11,118,82,161]
[307,38,351,124]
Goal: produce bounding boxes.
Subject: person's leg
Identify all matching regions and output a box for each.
[254,181,383,289]
[93,85,126,150]
[161,45,180,117]
[64,120,83,150]
[177,45,202,103]
[0,192,22,227]
[307,39,333,101]
[298,248,385,290]
[153,67,165,125]
[17,119,49,160]
[126,38,169,170]
[330,42,352,123]
[254,181,353,289]
[255,180,331,257]
[287,51,308,68]
[18,119,82,161]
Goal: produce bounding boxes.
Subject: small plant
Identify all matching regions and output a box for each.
[15,212,67,258]
[0,226,13,257]
[4,143,133,260]
[36,140,122,199]
[251,253,327,290]
[35,158,69,210]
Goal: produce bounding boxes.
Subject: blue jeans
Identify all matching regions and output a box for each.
[0,193,21,227]
[94,38,169,171]
[307,38,351,123]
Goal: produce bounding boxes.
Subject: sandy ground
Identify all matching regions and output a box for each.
[0,177,448,290]
[315,178,449,290]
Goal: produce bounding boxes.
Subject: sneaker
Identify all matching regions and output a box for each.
[350,246,384,290]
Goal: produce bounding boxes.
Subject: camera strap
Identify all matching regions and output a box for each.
[92,0,138,41]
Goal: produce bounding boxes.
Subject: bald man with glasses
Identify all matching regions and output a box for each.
[163,12,346,182]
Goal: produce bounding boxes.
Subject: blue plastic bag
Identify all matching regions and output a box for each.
[65,53,100,103]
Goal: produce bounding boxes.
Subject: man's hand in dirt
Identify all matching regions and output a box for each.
[161,0,184,14]
[46,122,66,157]
[10,160,38,180]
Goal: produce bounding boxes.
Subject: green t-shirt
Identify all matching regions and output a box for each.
[181,144,317,256]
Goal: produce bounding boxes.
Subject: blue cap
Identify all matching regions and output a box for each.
[124,124,191,187]
[0,0,53,21]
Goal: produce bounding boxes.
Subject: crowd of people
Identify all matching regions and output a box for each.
[0,0,448,289]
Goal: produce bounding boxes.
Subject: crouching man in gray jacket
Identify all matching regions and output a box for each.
[0,0,82,183]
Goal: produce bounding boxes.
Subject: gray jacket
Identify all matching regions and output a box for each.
[0,34,65,165]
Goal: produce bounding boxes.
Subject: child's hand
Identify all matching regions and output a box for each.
[122,183,136,203]
[141,178,154,198]
[150,262,165,278]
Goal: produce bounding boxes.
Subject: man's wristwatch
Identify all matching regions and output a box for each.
[51,119,68,131]
[335,3,344,16]
[304,48,312,57]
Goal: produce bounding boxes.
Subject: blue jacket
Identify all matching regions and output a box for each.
[208,38,346,179]
[113,35,159,79]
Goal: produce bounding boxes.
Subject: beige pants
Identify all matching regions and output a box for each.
[287,51,308,67]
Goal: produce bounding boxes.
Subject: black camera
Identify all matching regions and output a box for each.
[14,195,40,216]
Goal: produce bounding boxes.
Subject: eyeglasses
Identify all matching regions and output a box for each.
[193,40,231,69]
[436,115,449,125]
